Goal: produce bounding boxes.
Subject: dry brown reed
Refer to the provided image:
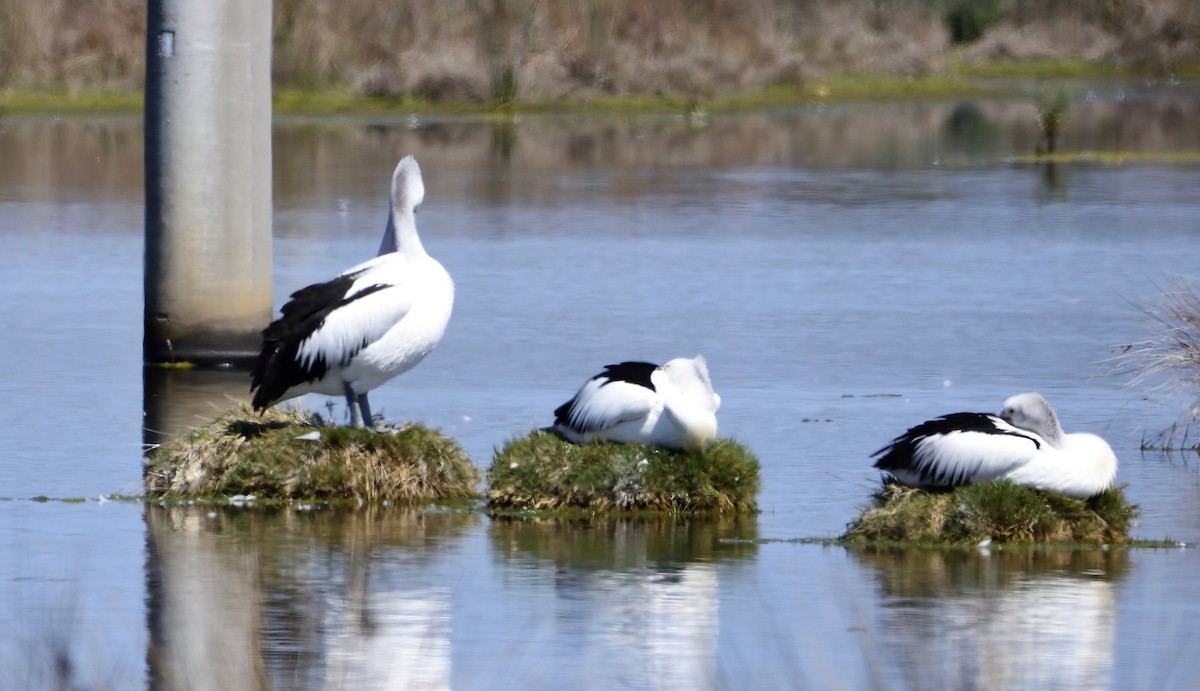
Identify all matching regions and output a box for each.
[2,0,1197,100]
[0,0,144,91]
[1117,280,1200,450]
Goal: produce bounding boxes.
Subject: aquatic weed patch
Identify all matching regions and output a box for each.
[488,431,760,513]
[842,481,1137,545]
[144,406,481,503]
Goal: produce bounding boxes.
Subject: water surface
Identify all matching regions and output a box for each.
[3,87,1200,688]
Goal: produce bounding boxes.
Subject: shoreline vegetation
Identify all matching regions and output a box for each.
[1,0,1197,116]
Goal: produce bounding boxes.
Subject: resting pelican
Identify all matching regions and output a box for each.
[872,392,1117,499]
[250,156,454,428]
[552,356,721,451]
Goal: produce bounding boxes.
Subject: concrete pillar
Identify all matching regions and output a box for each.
[144,0,273,366]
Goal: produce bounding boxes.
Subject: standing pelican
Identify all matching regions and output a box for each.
[872,392,1118,499]
[552,356,721,451]
[250,156,454,428]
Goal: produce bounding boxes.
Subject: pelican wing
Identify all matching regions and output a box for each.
[252,268,377,405]
[294,273,417,371]
[554,364,659,434]
[874,413,1043,487]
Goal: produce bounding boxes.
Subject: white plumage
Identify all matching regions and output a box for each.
[872,392,1118,499]
[250,156,454,428]
[552,356,721,451]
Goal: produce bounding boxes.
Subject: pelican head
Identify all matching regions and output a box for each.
[657,355,721,451]
[662,356,720,414]
[392,155,425,212]
[999,392,1064,447]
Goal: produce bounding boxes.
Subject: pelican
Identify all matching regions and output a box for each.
[872,392,1117,499]
[552,356,721,451]
[250,156,454,428]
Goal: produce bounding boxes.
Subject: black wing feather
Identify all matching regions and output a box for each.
[250,269,387,410]
[872,412,1041,486]
[553,361,658,428]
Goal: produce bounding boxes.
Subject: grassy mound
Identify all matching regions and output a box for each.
[842,482,1138,545]
[487,431,760,513]
[144,406,481,503]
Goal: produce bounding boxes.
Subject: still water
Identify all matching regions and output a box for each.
[3,83,1200,689]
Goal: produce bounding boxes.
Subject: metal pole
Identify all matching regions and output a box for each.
[144,0,273,367]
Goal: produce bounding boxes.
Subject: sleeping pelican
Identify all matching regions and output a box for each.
[552,356,721,451]
[250,156,454,428]
[872,393,1117,499]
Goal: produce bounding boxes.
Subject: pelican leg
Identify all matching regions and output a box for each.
[357,393,375,429]
[344,382,365,428]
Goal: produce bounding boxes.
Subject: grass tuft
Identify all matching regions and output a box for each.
[1116,280,1200,450]
[487,431,760,514]
[842,481,1138,545]
[144,406,481,503]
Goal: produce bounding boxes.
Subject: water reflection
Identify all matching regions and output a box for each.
[1036,161,1067,202]
[144,506,479,691]
[6,84,1200,689]
[489,516,756,688]
[4,88,1199,217]
[143,366,253,451]
[852,546,1127,690]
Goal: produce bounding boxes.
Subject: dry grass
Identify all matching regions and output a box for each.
[2,1,1197,101]
[0,0,144,91]
[487,430,760,514]
[1117,281,1200,450]
[842,482,1138,545]
[144,406,482,503]
[1110,0,1200,73]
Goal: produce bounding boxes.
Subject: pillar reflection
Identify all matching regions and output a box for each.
[142,365,251,452]
[143,506,477,690]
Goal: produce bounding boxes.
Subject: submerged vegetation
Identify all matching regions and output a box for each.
[144,406,481,503]
[488,431,760,513]
[843,482,1138,545]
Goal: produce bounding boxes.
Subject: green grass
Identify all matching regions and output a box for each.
[796,75,1001,102]
[0,89,143,115]
[1011,150,1200,164]
[144,406,482,503]
[842,481,1138,545]
[956,58,1132,79]
[955,58,1200,80]
[487,431,760,514]
[15,66,1200,117]
[1,74,1006,118]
